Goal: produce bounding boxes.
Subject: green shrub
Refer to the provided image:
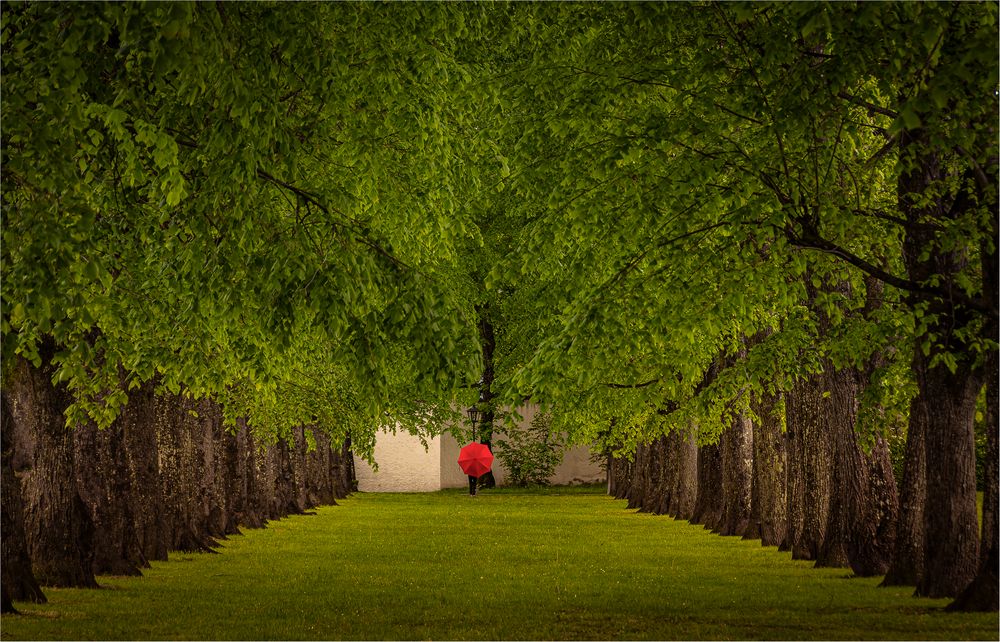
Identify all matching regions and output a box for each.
[495,411,563,486]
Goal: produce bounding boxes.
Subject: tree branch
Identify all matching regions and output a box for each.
[603,379,660,389]
[836,91,899,119]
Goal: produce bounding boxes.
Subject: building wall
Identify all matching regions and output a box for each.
[354,428,441,492]
[355,407,607,492]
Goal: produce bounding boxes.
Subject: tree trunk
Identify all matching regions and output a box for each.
[1,391,46,611]
[947,344,998,611]
[718,412,753,536]
[745,392,786,546]
[609,453,633,500]
[882,393,927,587]
[119,381,170,562]
[784,372,832,560]
[690,443,723,530]
[644,437,669,514]
[626,443,649,511]
[893,129,983,599]
[815,364,898,574]
[154,393,220,553]
[73,416,146,576]
[914,352,981,598]
[663,427,698,520]
[7,352,97,588]
[947,213,999,611]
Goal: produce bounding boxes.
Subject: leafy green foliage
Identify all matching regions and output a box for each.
[494,411,563,486]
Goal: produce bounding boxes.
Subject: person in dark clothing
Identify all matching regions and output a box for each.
[468,475,477,496]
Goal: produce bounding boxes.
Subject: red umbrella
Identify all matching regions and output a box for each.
[458,442,493,478]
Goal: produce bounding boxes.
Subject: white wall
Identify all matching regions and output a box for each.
[440,404,605,489]
[354,427,441,492]
[354,408,607,492]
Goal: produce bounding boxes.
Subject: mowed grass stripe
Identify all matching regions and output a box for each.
[2,488,996,640]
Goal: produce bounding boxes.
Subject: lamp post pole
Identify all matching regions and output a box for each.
[466,406,483,496]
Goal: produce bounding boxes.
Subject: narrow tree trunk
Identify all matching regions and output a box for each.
[948,218,999,611]
[1,391,46,611]
[882,393,927,587]
[718,412,753,536]
[7,353,97,588]
[745,392,786,546]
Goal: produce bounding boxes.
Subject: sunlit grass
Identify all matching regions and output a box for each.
[3,486,996,640]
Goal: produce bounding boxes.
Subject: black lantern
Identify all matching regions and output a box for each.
[466,405,483,441]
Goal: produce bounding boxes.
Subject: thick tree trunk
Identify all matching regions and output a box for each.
[894,130,983,599]
[815,364,898,574]
[626,443,650,511]
[718,413,753,536]
[609,453,633,500]
[336,436,356,498]
[948,346,998,611]
[119,381,170,562]
[745,392,786,546]
[73,417,146,576]
[663,427,698,520]
[1,391,46,611]
[948,216,999,611]
[690,444,723,530]
[784,373,832,560]
[154,393,221,553]
[643,437,669,514]
[7,353,97,588]
[913,353,981,598]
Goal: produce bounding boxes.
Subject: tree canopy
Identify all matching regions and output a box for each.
[2,1,996,458]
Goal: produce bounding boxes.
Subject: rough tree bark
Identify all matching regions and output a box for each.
[7,352,97,588]
[948,223,999,611]
[896,134,983,599]
[73,416,146,575]
[609,453,633,500]
[815,364,898,575]
[1,391,46,612]
[626,442,650,511]
[119,381,170,562]
[784,372,832,560]
[882,393,927,587]
[643,437,669,514]
[718,412,753,537]
[949,345,998,611]
[662,427,698,520]
[745,392,786,546]
[690,443,723,531]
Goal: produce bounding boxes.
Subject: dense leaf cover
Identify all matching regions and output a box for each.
[2,2,996,457]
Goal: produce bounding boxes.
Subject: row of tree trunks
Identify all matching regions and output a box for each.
[613,360,903,584]
[2,355,353,610]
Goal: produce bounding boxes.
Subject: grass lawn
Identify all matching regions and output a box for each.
[2,485,997,640]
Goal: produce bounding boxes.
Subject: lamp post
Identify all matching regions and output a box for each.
[465,406,484,495]
[466,405,484,442]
